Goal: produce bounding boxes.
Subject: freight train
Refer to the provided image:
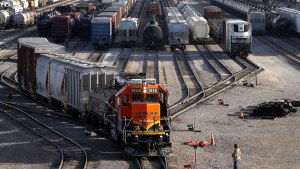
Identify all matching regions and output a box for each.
[211,0,265,34]
[17,37,172,156]
[177,1,210,44]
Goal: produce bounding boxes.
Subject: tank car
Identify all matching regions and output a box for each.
[118,17,138,47]
[265,11,289,36]
[143,18,163,50]
[37,12,57,37]
[90,78,172,156]
[0,10,14,29]
[276,7,300,34]
[223,19,252,58]
[12,11,36,29]
[177,1,210,44]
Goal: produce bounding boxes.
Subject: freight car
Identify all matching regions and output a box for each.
[143,17,163,50]
[118,17,139,47]
[17,38,65,94]
[223,19,252,58]
[35,53,116,115]
[211,0,265,34]
[0,10,13,29]
[37,11,59,36]
[265,11,289,36]
[51,15,75,42]
[204,6,223,42]
[275,7,300,34]
[91,17,113,49]
[162,0,189,50]
[12,11,36,29]
[78,15,92,40]
[89,78,172,156]
[177,1,210,44]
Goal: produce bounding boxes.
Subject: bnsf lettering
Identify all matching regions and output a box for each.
[135,112,158,116]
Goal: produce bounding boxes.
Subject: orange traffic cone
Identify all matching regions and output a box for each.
[239,111,244,119]
[210,134,215,145]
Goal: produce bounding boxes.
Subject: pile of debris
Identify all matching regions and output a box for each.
[252,99,299,117]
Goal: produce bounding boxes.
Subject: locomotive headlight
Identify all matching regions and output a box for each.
[160,135,163,138]
[135,135,138,138]
[127,133,131,137]
[166,133,169,136]
[143,89,147,93]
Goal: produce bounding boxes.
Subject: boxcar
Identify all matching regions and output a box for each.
[17,37,65,94]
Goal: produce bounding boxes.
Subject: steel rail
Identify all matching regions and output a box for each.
[0,101,88,169]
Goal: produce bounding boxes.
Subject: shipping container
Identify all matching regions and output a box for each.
[91,17,112,49]
[17,37,65,94]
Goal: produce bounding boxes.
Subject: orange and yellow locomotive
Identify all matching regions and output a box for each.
[90,78,172,156]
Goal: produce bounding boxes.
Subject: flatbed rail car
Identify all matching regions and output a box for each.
[90,79,172,156]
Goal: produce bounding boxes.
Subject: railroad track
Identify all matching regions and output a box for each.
[146,50,159,82]
[169,50,204,116]
[124,48,147,74]
[133,156,167,169]
[0,101,88,169]
[256,36,300,64]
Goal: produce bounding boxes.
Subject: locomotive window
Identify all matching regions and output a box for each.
[146,94,157,102]
[122,94,129,105]
[132,94,143,102]
[234,25,238,32]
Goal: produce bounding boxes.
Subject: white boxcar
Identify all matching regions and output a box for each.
[163,7,189,50]
[177,2,209,44]
[276,7,300,34]
[36,54,117,114]
[118,17,139,46]
[223,19,252,58]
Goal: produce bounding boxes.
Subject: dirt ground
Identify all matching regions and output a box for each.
[171,38,300,169]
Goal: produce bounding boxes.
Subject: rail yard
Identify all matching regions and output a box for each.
[0,0,300,169]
